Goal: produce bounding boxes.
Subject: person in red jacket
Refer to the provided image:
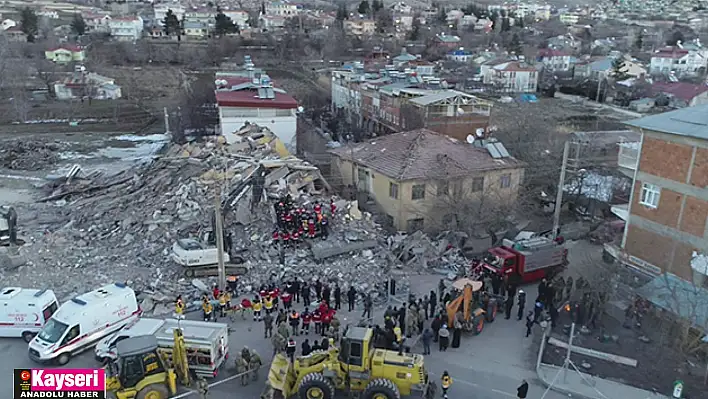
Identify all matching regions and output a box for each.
[313,201,322,215]
[301,308,312,335]
[281,290,293,310]
[321,309,333,337]
[271,287,280,308]
[282,231,290,247]
[212,285,220,300]
[272,230,280,245]
[312,309,322,334]
[240,297,252,320]
[318,300,329,315]
[307,218,316,239]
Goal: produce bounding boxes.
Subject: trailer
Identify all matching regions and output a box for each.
[154,319,229,378]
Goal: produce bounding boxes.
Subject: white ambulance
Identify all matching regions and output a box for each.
[0,287,59,342]
[28,282,141,365]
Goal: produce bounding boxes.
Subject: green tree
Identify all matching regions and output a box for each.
[408,17,421,40]
[162,9,181,36]
[70,13,87,36]
[215,9,238,35]
[634,31,643,50]
[357,0,370,15]
[507,32,522,55]
[611,58,629,80]
[371,0,383,13]
[666,30,683,46]
[20,7,38,42]
[336,3,348,21]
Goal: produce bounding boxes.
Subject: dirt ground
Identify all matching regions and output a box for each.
[542,311,708,398]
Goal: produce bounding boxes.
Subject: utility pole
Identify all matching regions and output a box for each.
[214,195,227,291]
[552,141,570,241]
[164,107,170,136]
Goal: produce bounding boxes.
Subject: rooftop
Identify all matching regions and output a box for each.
[329,129,523,181]
[649,82,708,102]
[215,75,298,109]
[624,103,708,141]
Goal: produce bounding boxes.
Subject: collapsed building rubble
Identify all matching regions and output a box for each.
[0,124,419,315]
[0,139,67,171]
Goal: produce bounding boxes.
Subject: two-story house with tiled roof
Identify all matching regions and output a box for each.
[537,48,573,72]
[649,46,708,77]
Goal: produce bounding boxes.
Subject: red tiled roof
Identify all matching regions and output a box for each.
[538,48,569,57]
[329,129,523,180]
[216,89,298,109]
[650,82,708,102]
[653,47,689,59]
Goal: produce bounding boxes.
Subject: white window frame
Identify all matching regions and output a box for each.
[639,183,660,208]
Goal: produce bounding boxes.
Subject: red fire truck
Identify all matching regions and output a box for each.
[472,236,568,284]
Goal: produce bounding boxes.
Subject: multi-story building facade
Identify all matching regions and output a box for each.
[610,104,708,284]
[184,8,216,27]
[480,60,538,93]
[329,129,525,232]
[343,19,377,37]
[265,1,301,16]
[649,46,708,77]
[109,17,144,41]
[82,12,112,33]
[214,59,299,148]
[537,48,574,72]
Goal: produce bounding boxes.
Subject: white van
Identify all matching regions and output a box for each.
[155,319,229,378]
[28,282,141,365]
[0,287,59,342]
[94,318,164,363]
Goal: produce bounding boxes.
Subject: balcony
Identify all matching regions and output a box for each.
[617,142,639,177]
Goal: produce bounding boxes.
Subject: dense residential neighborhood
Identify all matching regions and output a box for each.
[0,0,707,398]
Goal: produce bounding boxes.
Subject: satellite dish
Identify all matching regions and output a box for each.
[466,135,476,144]
[475,128,485,137]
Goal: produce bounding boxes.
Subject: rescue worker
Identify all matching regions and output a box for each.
[422,328,433,355]
[505,294,514,320]
[301,308,312,335]
[321,309,333,337]
[330,199,337,215]
[212,284,220,300]
[202,299,213,322]
[440,371,452,398]
[218,292,229,318]
[281,290,293,310]
[252,296,263,321]
[286,337,297,363]
[226,275,239,297]
[393,325,404,354]
[312,309,322,334]
[263,312,274,338]
[271,331,286,356]
[289,310,300,336]
[438,324,450,351]
[277,319,290,338]
[235,354,249,386]
[271,230,280,246]
[347,286,356,311]
[313,201,322,214]
[240,297,252,320]
[175,295,185,319]
[264,295,274,315]
[282,231,290,247]
[525,311,534,337]
[320,214,329,239]
[248,349,262,381]
[307,216,316,238]
[333,284,342,310]
[197,377,209,399]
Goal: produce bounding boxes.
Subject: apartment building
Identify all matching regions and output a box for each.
[480,60,538,93]
[611,104,708,284]
[649,45,708,77]
[109,17,144,41]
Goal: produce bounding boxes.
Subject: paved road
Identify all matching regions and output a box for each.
[0,239,601,399]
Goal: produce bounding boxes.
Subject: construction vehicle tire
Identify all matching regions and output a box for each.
[362,378,401,399]
[136,384,170,399]
[473,315,484,335]
[297,373,335,399]
[184,269,195,277]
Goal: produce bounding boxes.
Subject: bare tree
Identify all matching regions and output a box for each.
[10,87,31,123]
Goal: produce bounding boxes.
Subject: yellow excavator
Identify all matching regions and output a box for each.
[105,328,192,399]
[263,326,435,399]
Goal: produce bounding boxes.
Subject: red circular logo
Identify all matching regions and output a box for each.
[20,370,30,381]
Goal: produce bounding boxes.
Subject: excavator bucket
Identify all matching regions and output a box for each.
[266,353,292,397]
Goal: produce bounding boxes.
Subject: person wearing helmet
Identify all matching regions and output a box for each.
[441,371,452,398]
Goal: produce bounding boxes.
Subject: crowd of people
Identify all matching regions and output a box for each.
[271,195,336,246]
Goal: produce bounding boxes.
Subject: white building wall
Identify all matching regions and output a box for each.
[219,107,297,147]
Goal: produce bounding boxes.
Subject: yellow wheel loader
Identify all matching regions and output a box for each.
[262,326,435,399]
[105,329,191,399]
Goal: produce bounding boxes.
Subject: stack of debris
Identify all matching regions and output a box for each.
[388,231,471,277]
[0,139,66,171]
[0,124,407,309]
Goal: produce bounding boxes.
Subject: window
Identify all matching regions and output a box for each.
[412,184,426,200]
[640,183,660,208]
[42,302,58,322]
[389,182,399,199]
[437,181,449,196]
[61,325,80,346]
[471,177,484,192]
[357,168,368,186]
[500,174,512,188]
[407,218,424,232]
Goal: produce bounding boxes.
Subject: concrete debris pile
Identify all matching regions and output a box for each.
[1,124,406,307]
[0,139,65,171]
[388,231,471,277]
